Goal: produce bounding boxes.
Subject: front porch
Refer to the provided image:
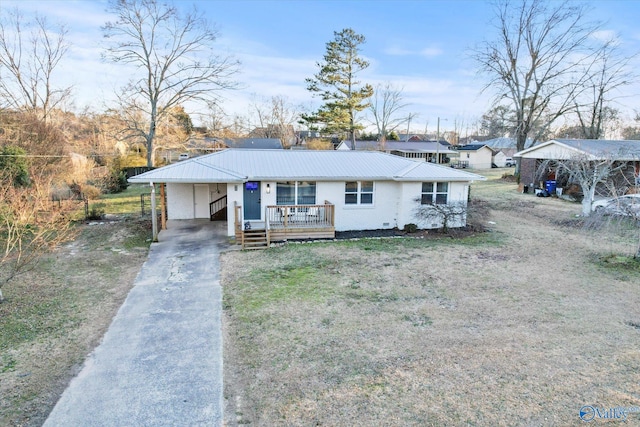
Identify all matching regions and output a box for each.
[234,202,335,249]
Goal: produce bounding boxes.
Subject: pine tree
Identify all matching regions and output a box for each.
[302,28,373,147]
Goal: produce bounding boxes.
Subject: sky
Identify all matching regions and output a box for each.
[3,0,640,135]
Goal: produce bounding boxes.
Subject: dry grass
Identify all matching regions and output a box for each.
[0,219,151,426]
[222,168,640,426]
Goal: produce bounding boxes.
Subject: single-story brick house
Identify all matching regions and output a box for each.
[129,149,485,247]
[514,139,640,193]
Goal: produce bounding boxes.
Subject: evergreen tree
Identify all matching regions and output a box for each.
[302,28,373,147]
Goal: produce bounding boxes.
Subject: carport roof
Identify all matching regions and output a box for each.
[515,139,640,160]
[128,149,485,184]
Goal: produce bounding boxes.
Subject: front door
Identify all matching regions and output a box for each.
[243,181,261,220]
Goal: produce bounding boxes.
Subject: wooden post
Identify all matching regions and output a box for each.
[150,182,158,242]
[160,183,167,230]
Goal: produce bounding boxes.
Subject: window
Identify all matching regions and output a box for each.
[421,182,448,205]
[345,181,374,205]
[276,181,295,205]
[276,181,316,205]
[297,181,316,204]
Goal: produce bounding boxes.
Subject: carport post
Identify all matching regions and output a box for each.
[160,183,167,230]
[150,181,158,242]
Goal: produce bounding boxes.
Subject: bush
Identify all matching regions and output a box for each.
[103,169,129,194]
[82,185,102,200]
[0,145,30,187]
[501,173,517,182]
[306,138,334,150]
[98,155,129,194]
[87,204,105,220]
[404,223,418,233]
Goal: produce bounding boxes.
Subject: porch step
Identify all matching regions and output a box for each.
[242,229,269,250]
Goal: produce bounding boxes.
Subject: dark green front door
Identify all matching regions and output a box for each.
[243,181,261,220]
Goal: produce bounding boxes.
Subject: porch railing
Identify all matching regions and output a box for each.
[265,202,334,229]
[234,201,335,245]
[209,195,227,220]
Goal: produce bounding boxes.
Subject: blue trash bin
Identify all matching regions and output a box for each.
[545,180,557,195]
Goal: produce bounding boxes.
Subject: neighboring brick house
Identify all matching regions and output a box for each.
[514,139,640,196]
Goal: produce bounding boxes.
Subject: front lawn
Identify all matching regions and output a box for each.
[222,171,640,426]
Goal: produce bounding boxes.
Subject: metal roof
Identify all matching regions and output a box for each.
[456,144,490,151]
[128,149,485,184]
[339,140,455,153]
[515,139,640,160]
[223,138,283,149]
[469,137,534,149]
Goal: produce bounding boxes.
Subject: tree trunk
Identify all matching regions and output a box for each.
[146,116,157,167]
[581,184,596,216]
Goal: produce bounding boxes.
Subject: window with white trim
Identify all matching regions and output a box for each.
[276,181,316,205]
[421,182,448,205]
[345,181,374,205]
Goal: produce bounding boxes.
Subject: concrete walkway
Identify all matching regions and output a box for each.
[45,220,226,427]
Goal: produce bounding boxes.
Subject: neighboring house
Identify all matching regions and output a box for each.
[223,138,284,149]
[336,140,457,164]
[162,137,284,163]
[128,149,485,247]
[248,124,295,145]
[493,151,507,168]
[481,137,524,158]
[454,144,494,169]
[480,137,538,166]
[514,139,640,192]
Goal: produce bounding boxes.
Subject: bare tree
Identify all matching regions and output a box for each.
[473,0,602,157]
[0,8,72,122]
[368,82,410,143]
[573,39,634,139]
[0,162,77,303]
[413,199,468,233]
[102,0,239,167]
[479,105,515,138]
[620,112,640,140]
[583,167,640,259]
[248,96,300,146]
[203,102,232,136]
[538,152,634,217]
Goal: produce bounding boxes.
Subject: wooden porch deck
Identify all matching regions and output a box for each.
[234,202,335,249]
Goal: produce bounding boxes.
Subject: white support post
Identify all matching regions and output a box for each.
[150,181,158,242]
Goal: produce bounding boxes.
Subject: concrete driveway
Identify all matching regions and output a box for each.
[45,220,227,427]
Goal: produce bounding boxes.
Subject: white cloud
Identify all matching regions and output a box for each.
[420,47,444,57]
[591,29,619,43]
[383,46,413,56]
[382,44,443,58]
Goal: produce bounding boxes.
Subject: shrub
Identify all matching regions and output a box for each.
[306,138,334,150]
[501,173,517,182]
[82,185,102,200]
[103,169,128,194]
[87,204,106,220]
[404,223,418,233]
[0,146,30,187]
[98,156,129,194]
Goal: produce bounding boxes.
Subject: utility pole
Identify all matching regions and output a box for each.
[435,117,440,164]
